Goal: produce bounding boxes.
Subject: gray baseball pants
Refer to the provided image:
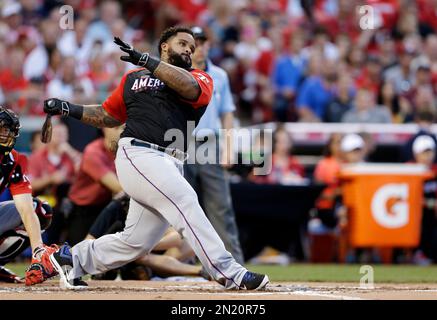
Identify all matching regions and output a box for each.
[185,140,244,264]
[0,201,22,235]
[70,137,247,289]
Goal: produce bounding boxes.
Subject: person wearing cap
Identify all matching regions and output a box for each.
[355,55,382,97]
[333,134,366,249]
[402,110,437,163]
[412,135,436,167]
[308,133,367,258]
[2,1,23,45]
[184,26,244,264]
[411,135,437,264]
[340,133,366,164]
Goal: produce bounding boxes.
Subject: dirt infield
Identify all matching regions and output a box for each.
[1,280,437,300]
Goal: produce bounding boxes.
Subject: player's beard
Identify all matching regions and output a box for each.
[167,48,192,69]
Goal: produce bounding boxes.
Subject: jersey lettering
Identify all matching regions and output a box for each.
[131,77,164,91]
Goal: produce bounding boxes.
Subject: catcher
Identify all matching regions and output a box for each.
[0,106,58,285]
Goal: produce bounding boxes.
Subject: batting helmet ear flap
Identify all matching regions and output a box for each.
[32,197,53,230]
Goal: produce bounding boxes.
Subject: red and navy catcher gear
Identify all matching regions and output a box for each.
[0,198,52,265]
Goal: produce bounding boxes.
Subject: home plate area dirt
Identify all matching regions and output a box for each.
[1,280,437,299]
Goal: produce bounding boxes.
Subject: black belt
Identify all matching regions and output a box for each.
[130,139,187,162]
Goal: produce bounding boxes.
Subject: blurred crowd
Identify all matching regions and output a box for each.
[1,0,437,266]
[0,0,436,125]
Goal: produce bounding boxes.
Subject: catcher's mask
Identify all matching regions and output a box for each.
[0,106,20,155]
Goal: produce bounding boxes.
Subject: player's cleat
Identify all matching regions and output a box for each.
[49,244,88,290]
[91,269,119,280]
[25,244,60,286]
[70,278,88,287]
[239,271,269,290]
[0,265,23,283]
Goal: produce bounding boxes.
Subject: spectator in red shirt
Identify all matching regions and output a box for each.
[66,125,124,245]
[0,47,29,112]
[314,133,343,186]
[418,0,437,33]
[28,122,80,245]
[318,0,361,42]
[311,133,366,235]
[28,123,79,203]
[355,55,382,97]
[312,133,343,229]
[367,0,400,30]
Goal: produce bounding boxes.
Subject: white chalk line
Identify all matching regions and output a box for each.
[0,288,363,300]
[2,283,437,300]
[186,291,364,300]
[0,283,364,300]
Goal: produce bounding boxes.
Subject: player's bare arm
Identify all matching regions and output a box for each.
[153,62,200,100]
[13,193,43,251]
[43,99,121,128]
[82,105,122,128]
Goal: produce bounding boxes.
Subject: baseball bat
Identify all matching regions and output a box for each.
[41,114,52,143]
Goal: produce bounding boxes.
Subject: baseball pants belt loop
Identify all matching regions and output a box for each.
[130,139,188,162]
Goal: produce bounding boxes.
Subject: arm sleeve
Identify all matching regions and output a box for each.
[82,150,113,182]
[101,73,128,123]
[181,69,213,109]
[9,153,32,196]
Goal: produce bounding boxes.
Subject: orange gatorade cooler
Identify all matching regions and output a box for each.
[340,163,432,248]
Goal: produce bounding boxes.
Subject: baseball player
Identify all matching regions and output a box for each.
[185,27,244,264]
[0,106,58,285]
[44,26,269,290]
[86,194,211,280]
[0,197,53,283]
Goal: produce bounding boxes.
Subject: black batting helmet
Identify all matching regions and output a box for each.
[0,106,20,155]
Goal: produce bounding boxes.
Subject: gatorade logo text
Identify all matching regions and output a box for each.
[371,183,409,229]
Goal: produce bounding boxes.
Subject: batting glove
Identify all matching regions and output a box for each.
[114,37,150,67]
[43,98,70,116]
